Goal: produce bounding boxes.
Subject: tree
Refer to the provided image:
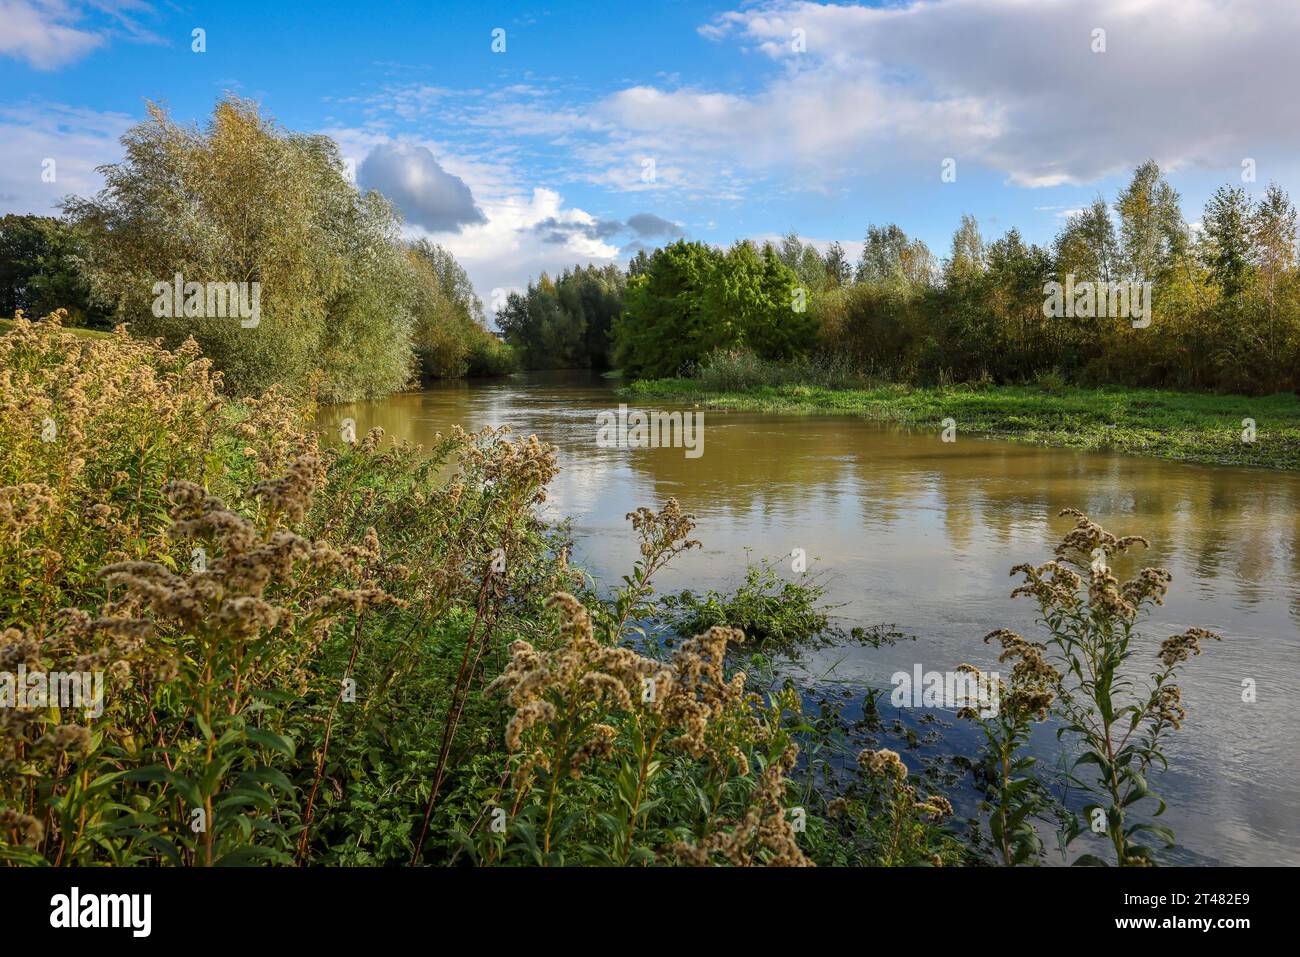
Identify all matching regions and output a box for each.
[64,95,414,400]
[1248,184,1298,391]
[777,230,828,290]
[824,241,851,287]
[1250,184,1297,302]
[496,264,625,370]
[985,229,1055,378]
[1053,197,1118,285]
[1201,185,1255,301]
[1114,160,1185,284]
[707,240,810,361]
[614,239,812,379]
[627,249,653,278]
[406,240,488,378]
[613,240,721,379]
[0,215,112,327]
[944,214,987,285]
[856,224,935,288]
[564,263,626,368]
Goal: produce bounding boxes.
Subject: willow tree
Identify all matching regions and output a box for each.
[406,239,490,378]
[64,95,414,399]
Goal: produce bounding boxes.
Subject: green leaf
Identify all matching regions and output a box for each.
[1126,822,1175,846]
[246,726,296,758]
[215,845,293,866]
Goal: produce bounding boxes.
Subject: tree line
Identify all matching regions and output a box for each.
[10,104,1294,400]
[580,161,1299,395]
[497,240,817,379]
[2,96,513,402]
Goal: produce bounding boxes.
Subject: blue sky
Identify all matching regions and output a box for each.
[4,0,1298,318]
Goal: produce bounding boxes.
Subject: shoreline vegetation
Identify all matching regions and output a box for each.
[1,313,1225,867]
[627,367,1300,470]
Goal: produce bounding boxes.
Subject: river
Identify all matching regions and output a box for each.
[317,370,1300,866]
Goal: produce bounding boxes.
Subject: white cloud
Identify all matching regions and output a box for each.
[681,0,1300,188]
[322,127,633,314]
[0,0,103,69]
[0,0,159,70]
[428,187,623,319]
[373,0,1300,198]
[378,0,1290,197]
[0,102,132,214]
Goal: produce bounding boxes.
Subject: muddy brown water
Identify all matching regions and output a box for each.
[317,370,1300,865]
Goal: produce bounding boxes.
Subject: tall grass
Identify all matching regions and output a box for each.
[689,348,875,392]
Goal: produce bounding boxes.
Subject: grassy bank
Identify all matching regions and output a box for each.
[628,377,1300,469]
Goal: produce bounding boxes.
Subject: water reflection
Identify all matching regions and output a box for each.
[318,370,1300,865]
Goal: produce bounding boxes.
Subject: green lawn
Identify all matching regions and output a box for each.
[627,378,1300,469]
[0,317,114,340]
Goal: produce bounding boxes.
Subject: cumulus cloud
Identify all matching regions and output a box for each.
[359,142,487,232]
[324,129,660,316]
[426,187,628,319]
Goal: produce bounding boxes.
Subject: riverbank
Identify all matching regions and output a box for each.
[626,378,1300,469]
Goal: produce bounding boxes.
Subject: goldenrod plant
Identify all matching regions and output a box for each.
[0,314,1226,867]
[991,509,1221,866]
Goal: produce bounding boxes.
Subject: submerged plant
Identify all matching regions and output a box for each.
[663,558,835,650]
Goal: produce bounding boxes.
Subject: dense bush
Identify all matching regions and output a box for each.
[613,239,814,379]
[0,314,836,867]
[689,348,873,392]
[0,312,553,864]
[0,216,113,331]
[496,263,625,370]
